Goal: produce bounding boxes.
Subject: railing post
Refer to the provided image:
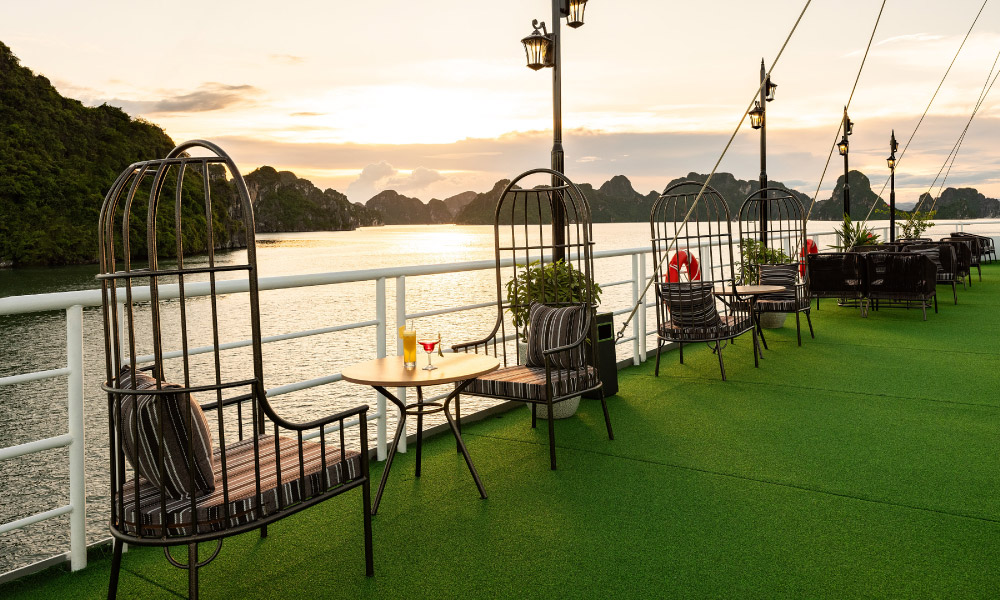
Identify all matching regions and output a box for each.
[631,254,640,366]
[639,253,647,363]
[394,276,406,453]
[66,305,85,571]
[375,277,387,461]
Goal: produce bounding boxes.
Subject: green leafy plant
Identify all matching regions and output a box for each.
[900,209,936,239]
[736,238,791,285]
[505,260,602,339]
[830,214,881,250]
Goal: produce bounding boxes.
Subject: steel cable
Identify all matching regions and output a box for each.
[615,0,813,342]
[859,0,988,227]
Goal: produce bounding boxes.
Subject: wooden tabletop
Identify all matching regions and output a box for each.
[341,353,500,387]
[715,284,786,296]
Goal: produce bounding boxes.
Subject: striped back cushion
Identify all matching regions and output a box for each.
[660,282,721,328]
[525,303,587,370]
[117,367,216,498]
[759,263,798,301]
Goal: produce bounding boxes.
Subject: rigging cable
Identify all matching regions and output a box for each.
[804,0,886,223]
[614,0,813,343]
[858,0,988,227]
[926,47,1000,210]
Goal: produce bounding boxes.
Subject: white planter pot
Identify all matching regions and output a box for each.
[517,340,581,420]
[759,312,787,329]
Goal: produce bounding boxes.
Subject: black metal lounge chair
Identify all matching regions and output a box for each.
[905,243,959,304]
[651,181,756,380]
[945,235,982,281]
[98,141,373,599]
[865,252,938,320]
[452,168,613,471]
[806,253,867,316]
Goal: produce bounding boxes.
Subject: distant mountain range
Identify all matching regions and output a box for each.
[3,37,998,268]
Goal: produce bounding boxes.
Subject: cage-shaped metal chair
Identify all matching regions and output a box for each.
[98,140,373,599]
[452,168,613,470]
[737,187,814,346]
[650,181,756,380]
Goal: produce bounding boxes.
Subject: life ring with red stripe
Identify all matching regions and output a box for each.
[799,239,818,275]
[665,250,701,282]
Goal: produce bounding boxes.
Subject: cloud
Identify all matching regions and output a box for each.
[346,162,446,202]
[103,82,259,115]
[290,111,325,117]
[270,54,305,64]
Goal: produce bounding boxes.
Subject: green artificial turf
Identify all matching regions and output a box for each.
[4,265,1000,598]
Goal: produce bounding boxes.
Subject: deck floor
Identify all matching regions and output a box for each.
[4,264,1000,598]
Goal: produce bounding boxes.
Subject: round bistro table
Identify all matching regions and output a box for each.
[714,284,786,362]
[342,353,499,515]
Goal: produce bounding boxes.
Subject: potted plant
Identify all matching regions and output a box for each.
[900,209,936,240]
[830,214,881,250]
[505,259,602,419]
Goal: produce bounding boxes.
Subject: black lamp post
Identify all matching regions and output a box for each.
[887,130,898,242]
[748,59,777,245]
[838,107,854,218]
[521,0,589,262]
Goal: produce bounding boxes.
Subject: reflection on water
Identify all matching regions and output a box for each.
[0,223,652,573]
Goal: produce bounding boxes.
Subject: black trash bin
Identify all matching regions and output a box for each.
[585,312,618,398]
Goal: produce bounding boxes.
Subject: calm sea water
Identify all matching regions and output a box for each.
[0,220,995,574]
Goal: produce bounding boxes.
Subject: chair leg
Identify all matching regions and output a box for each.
[599,389,614,441]
[547,398,557,470]
[716,341,726,381]
[188,543,199,600]
[922,302,927,321]
[531,403,537,428]
[654,340,664,376]
[752,328,759,369]
[455,394,462,453]
[362,474,374,577]
[953,283,957,304]
[934,294,938,313]
[795,312,802,346]
[678,342,684,365]
[108,538,124,600]
[805,310,815,338]
[260,524,267,538]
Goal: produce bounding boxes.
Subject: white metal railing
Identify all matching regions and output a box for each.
[0,219,996,577]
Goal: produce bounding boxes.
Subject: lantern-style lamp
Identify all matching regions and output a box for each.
[765,78,777,102]
[837,136,849,156]
[566,0,588,28]
[887,129,898,169]
[522,20,553,71]
[748,101,764,129]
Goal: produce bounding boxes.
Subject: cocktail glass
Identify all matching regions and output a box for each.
[418,334,440,371]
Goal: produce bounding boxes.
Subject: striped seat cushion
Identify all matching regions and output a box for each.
[525,303,587,369]
[118,435,361,537]
[464,364,599,401]
[758,264,798,302]
[116,367,215,498]
[658,314,752,341]
[658,282,721,328]
[756,297,809,312]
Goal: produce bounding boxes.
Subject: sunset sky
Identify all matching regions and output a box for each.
[4,0,1000,208]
